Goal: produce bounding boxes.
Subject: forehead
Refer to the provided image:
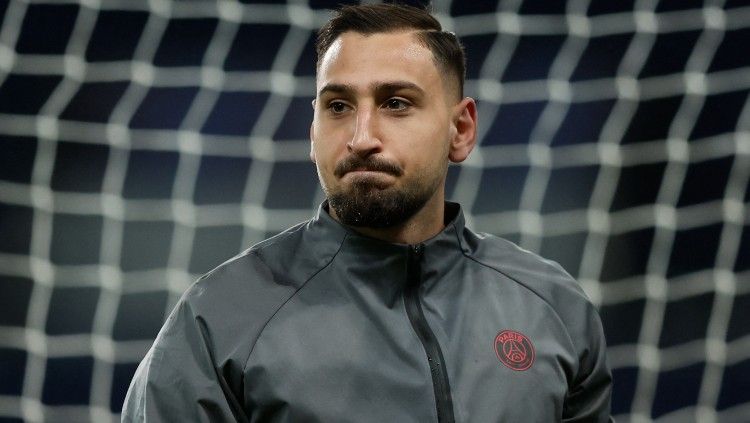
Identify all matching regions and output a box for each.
[317,31,442,93]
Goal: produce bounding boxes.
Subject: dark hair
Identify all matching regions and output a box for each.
[316,3,466,97]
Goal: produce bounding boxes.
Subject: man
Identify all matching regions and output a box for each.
[123,4,613,422]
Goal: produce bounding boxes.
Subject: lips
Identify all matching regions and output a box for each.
[349,167,387,174]
[342,167,394,179]
[334,156,403,178]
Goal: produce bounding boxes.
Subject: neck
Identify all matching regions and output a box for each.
[330,195,446,245]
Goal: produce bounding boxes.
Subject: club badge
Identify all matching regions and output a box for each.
[494,329,535,371]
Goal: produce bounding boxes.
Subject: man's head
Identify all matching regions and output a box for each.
[310,4,477,233]
[316,4,466,100]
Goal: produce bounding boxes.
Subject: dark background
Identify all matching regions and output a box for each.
[0,0,748,421]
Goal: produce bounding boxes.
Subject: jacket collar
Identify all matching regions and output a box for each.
[308,200,468,258]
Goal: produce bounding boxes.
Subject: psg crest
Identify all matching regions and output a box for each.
[494,330,535,371]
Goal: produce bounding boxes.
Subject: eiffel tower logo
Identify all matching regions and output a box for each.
[495,330,535,371]
[504,339,527,363]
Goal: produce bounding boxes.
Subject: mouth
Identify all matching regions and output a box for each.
[342,168,396,180]
[347,167,390,174]
[334,157,403,179]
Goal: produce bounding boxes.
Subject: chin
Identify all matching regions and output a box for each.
[328,183,428,229]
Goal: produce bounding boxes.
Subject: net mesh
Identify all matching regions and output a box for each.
[0,0,748,421]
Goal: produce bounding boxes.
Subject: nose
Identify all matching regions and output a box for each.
[347,107,382,157]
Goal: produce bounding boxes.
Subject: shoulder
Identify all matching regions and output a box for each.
[186,217,342,313]
[174,219,342,360]
[461,228,602,347]
[188,222,305,300]
[463,229,589,305]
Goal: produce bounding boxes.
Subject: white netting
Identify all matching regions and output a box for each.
[0,0,748,421]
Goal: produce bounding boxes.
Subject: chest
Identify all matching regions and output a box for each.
[242,264,574,422]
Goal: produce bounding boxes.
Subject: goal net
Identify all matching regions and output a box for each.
[0,0,748,422]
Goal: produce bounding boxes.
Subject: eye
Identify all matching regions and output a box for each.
[384,98,409,111]
[328,101,350,114]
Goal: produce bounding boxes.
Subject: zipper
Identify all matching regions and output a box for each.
[404,244,455,423]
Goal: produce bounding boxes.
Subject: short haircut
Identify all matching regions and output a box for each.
[316,3,466,98]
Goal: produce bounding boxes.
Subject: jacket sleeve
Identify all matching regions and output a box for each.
[562,302,614,422]
[121,292,249,423]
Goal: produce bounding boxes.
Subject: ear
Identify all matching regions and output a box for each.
[309,122,316,163]
[448,97,477,163]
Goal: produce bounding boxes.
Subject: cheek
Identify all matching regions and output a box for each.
[316,138,343,161]
[405,125,450,159]
[311,139,343,182]
[314,122,350,153]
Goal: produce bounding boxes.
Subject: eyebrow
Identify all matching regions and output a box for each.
[318,83,353,97]
[318,81,426,98]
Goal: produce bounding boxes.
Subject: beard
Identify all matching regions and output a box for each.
[324,156,441,228]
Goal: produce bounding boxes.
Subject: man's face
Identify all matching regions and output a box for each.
[310,31,459,228]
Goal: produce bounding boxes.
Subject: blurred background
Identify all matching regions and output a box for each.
[0,0,748,421]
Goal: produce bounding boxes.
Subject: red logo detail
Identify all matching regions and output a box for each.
[494,330,535,371]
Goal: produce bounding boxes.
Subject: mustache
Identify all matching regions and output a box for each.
[334,155,403,178]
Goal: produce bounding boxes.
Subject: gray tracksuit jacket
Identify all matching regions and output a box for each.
[122,202,613,422]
